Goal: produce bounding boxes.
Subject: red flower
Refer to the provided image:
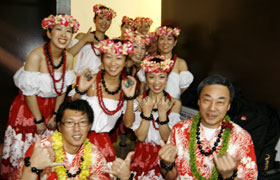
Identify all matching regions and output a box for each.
[224,122,233,130]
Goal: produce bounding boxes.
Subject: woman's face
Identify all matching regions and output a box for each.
[102,52,126,77]
[47,24,73,49]
[129,42,146,65]
[138,22,150,34]
[94,15,112,33]
[158,35,177,54]
[121,24,133,36]
[146,72,168,94]
[147,39,158,55]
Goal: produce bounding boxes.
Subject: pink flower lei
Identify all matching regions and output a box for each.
[156,26,181,38]
[124,29,151,45]
[141,55,175,73]
[93,4,116,19]
[134,17,153,29]
[122,16,136,29]
[96,39,134,55]
[41,14,80,33]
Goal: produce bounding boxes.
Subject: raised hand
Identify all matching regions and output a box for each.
[122,76,137,98]
[105,152,134,179]
[82,27,95,44]
[29,135,64,170]
[139,95,156,116]
[213,152,238,179]
[78,68,95,93]
[158,140,177,166]
[157,96,173,115]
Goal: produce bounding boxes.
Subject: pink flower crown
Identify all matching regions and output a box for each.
[141,55,175,73]
[93,4,116,19]
[156,26,181,38]
[41,14,80,33]
[124,29,151,45]
[122,16,136,29]
[134,17,153,29]
[96,39,134,55]
[148,32,157,41]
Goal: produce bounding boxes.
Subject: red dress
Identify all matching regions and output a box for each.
[1,67,75,180]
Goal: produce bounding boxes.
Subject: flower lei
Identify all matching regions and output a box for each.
[156,26,181,38]
[134,17,153,29]
[122,16,136,29]
[124,29,151,45]
[93,4,116,19]
[52,130,92,180]
[189,113,232,180]
[41,14,80,33]
[96,39,134,55]
[141,55,174,73]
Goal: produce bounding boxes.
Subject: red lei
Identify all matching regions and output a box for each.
[43,43,66,95]
[96,71,125,115]
[90,42,100,57]
[142,90,171,130]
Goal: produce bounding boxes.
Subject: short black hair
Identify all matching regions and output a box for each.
[197,75,235,103]
[55,99,94,124]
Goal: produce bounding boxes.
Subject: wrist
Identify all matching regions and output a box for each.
[219,169,237,180]
[75,86,87,95]
[24,157,44,175]
[140,112,153,121]
[34,116,44,124]
[156,116,169,125]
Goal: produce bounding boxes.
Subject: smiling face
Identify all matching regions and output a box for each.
[94,15,112,33]
[138,22,150,34]
[157,35,177,55]
[198,84,231,129]
[58,109,91,154]
[146,72,168,94]
[102,52,126,77]
[129,42,146,65]
[47,24,73,49]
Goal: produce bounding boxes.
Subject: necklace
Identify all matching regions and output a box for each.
[196,121,225,156]
[189,113,232,180]
[96,70,124,115]
[90,32,108,57]
[51,130,92,180]
[45,43,65,69]
[101,70,122,95]
[43,43,66,95]
[142,90,171,130]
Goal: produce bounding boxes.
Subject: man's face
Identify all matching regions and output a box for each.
[198,84,231,129]
[58,109,91,154]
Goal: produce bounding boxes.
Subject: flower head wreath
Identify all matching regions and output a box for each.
[93,4,116,19]
[96,39,134,55]
[156,26,181,38]
[141,55,175,73]
[124,29,151,45]
[122,16,136,29]
[41,14,80,33]
[148,32,158,41]
[134,17,153,29]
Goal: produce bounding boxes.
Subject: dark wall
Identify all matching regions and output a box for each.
[0,0,56,143]
[162,0,280,108]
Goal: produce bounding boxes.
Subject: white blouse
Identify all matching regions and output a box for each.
[81,96,138,133]
[137,70,194,99]
[14,67,75,98]
[131,111,181,145]
[69,39,101,75]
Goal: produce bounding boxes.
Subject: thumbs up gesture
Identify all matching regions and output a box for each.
[29,135,64,170]
[158,140,177,166]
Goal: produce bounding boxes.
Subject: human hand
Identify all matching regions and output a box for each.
[104,151,134,179]
[158,140,177,166]
[139,95,156,116]
[30,135,64,170]
[82,27,95,43]
[122,76,137,98]
[78,68,95,93]
[213,152,238,179]
[36,123,46,135]
[157,96,173,115]
[47,115,56,130]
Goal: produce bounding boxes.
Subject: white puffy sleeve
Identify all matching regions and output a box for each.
[179,71,194,89]
[67,38,79,48]
[13,67,40,96]
[167,112,181,129]
[137,69,146,83]
[130,111,142,131]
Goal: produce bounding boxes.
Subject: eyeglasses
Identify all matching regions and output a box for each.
[62,121,89,128]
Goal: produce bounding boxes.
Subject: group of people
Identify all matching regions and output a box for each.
[1,3,258,180]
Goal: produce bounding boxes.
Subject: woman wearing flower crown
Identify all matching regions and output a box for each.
[134,17,153,35]
[130,55,182,179]
[138,26,194,99]
[1,14,79,179]
[68,4,116,75]
[120,16,136,41]
[70,39,137,163]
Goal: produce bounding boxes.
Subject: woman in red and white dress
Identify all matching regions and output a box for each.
[68,4,116,75]
[71,39,137,162]
[130,55,182,179]
[1,14,79,179]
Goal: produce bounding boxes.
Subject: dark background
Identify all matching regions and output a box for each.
[162,0,280,108]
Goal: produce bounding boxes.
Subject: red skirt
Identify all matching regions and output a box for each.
[1,92,56,180]
[87,131,116,162]
[131,142,164,179]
